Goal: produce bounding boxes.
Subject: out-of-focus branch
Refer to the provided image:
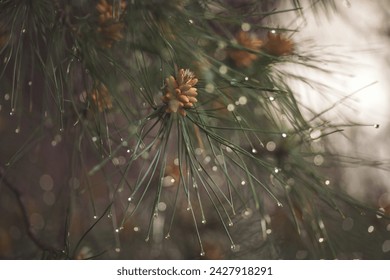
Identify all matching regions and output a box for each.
[0,168,57,254]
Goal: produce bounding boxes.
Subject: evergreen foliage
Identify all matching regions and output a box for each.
[0,0,389,259]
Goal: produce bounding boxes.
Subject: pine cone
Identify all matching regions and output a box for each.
[162,69,198,117]
[96,0,127,48]
[90,83,113,112]
[263,31,294,56]
[228,31,263,67]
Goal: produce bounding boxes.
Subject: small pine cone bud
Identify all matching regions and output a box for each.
[96,0,127,48]
[188,78,198,87]
[228,31,263,68]
[180,84,191,92]
[183,102,193,108]
[178,95,190,103]
[96,0,109,14]
[161,95,170,103]
[188,97,197,103]
[89,83,113,112]
[263,32,294,56]
[184,88,198,97]
[162,68,198,116]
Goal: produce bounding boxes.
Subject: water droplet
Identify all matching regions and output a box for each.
[368,225,374,233]
[241,180,246,186]
[269,96,275,101]
[225,146,233,153]
[227,104,235,111]
[277,202,282,207]
[212,165,218,171]
[15,127,20,134]
[205,83,215,93]
[310,129,321,139]
[318,237,324,243]
[324,179,330,186]
[219,65,228,75]
[251,148,258,154]
[4,93,10,100]
[266,141,276,152]
[242,208,253,219]
[145,237,149,242]
[107,214,112,219]
[241,22,251,32]
[200,251,205,257]
[21,29,26,33]
[28,81,32,86]
[39,174,54,191]
[115,247,121,252]
[133,226,139,232]
[266,229,272,235]
[230,244,237,251]
[281,133,287,138]
[374,124,380,129]
[382,240,390,253]
[376,208,385,219]
[112,157,120,166]
[115,229,119,233]
[165,233,170,239]
[238,96,247,105]
[201,219,207,224]
[228,221,233,227]
[203,155,211,165]
[230,79,238,86]
[314,154,324,166]
[157,202,167,212]
[93,215,97,219]
[270,29,276,34]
